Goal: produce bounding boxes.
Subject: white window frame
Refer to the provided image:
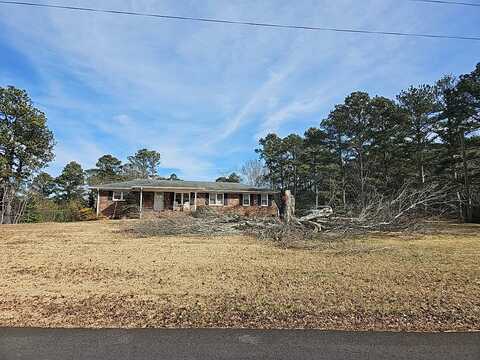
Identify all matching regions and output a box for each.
[209,192,224,206]
[183,193,191,205]
[173,192,191,209]
[175,192,190,204]
[243,193,251,206]
[112,191,125,202]
[261,193,268,207]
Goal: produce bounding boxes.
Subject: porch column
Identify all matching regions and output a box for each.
[194,192,197,211]
[96,189,100,217]
[139,188,143,219]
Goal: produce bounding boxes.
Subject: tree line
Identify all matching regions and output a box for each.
[256,63,480,222]
[0,82,247,224]
[2,63,479,223]
[0,82,249,224]
[0,85,176,223]
[5,147,168,223]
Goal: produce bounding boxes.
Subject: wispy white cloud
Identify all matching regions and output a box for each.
[53,139,105,173]
[257,97,323,139]
[0,0,478,179]
[93,113,215,179]
[216,64,296,142]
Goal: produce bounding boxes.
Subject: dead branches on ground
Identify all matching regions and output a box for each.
[122,182,455,247]
[294,182,455,235]
[122,214,244,237]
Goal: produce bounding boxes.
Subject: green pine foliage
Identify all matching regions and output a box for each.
[256,63,480,221]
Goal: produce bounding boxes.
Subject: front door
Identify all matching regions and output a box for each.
[154,192,164,211]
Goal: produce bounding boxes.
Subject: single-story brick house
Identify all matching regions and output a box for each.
[91,179,279,218]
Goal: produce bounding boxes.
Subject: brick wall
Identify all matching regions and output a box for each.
[98,190,130,218]
[98,190,152,218]
[196,193,277,216]
[97,190,278,218]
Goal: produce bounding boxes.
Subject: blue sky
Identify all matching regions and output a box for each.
[1,0,479,180]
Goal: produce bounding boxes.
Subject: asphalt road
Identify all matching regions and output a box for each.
[0,328,478,360]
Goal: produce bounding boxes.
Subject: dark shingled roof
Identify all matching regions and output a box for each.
[90,179,275,193]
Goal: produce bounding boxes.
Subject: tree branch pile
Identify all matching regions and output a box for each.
[121,183,456,246]
[121,214,243,238]
[297,182,455,234]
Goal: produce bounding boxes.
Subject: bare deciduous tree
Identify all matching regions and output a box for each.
[240,159,268,187]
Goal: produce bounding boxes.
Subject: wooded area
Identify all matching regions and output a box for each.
[256,64,480,223]
[1,62,479,224]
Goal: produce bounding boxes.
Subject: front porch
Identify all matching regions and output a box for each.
[137,190,200,217]
[96,185,278,219]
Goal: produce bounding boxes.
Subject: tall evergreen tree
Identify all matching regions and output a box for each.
[327,92,373,208]
[86,154,123,185]
[125,148,161,179]
[283,134,304,196]
[303,127,331,207]
[437,65,480,221]
[31,172,55,197]
[0,86,55,223]
[55,161,85,202]
[256,134,288,190]
[397,85,440,185]
[216,172,241,183]
[255,63,479,221]
[368,96,408,192]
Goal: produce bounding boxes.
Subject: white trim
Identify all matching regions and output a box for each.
[174,192,191,210]
[112,191,125,201]
[242,193,251,206]
[128,186,276,194]
[91,185,278,194]
[216,193,224,206]
[209,192,224,206]
[261,193,268,207]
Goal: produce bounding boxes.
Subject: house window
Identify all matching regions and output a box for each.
[174,193,190,206]
[261,193,268,207]
[112,191,124,201]
[209,192,224,206]
[175,192,181,205]
[243,194,251,206]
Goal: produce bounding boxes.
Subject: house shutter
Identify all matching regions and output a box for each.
[268,194,273,206]
[257,194,261,206]
[108,191,113,201]
[224,193,228,206]
[240,193,243,206]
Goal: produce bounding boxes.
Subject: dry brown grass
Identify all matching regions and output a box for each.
[0,220,479,331]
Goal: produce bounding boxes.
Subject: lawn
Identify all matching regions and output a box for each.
[0,220,479,331]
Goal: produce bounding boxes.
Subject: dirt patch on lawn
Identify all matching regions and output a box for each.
[0,220,479,331]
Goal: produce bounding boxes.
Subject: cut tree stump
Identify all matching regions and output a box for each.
[283,190,295,224]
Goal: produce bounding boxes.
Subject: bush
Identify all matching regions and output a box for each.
[78,207,96,221]
[22,197,94,223]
